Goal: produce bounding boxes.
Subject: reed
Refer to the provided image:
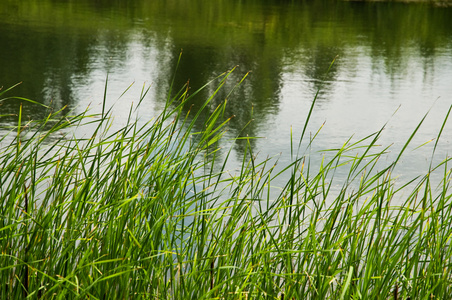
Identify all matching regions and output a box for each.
[1,68,451,299]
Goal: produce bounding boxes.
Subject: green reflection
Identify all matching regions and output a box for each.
[1,0,451,154]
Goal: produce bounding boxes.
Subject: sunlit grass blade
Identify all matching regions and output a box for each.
[1,68,452,299]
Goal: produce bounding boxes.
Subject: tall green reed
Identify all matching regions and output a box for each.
[1,66,451,299]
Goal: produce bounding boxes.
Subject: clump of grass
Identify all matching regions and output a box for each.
[1,66,452,299]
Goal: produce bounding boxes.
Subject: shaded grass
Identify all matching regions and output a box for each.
[1,69,452,299]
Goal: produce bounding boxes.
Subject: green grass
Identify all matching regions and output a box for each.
[1,67,452,299]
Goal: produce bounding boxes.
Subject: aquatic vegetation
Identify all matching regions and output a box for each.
[1,69,451,299]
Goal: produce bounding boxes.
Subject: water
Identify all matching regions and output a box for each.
[1,0,451,192]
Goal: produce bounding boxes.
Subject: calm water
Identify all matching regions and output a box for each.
[1,0,452,190]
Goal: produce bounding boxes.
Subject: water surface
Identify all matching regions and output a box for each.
[1,0,451,190]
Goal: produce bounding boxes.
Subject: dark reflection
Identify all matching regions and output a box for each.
[166,41,284,155]
[356,2,452,78]
[0,23,85,121]
[1,0,451,156]
[304,48,340,101]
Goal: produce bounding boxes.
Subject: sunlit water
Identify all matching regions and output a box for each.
[1,0,451,198]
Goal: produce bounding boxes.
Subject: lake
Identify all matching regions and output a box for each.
[1,0,451,192]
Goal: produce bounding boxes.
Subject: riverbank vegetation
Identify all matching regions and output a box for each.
[1,70,452,299]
